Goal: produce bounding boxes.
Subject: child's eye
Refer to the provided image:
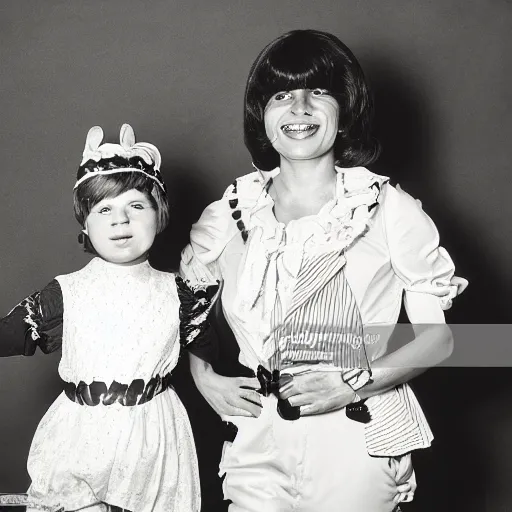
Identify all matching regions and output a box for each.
[131,203,144,210]
[98,207,111,214]
[311,88,330,96]
[273,91,292,101]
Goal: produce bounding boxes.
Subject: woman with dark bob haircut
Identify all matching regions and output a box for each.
[244,29,379,172]
[181,30,467,511]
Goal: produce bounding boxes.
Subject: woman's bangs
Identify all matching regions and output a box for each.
[259,55,335,100]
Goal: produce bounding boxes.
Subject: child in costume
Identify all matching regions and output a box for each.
[0,124,216,512]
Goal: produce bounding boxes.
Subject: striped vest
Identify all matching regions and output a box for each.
[267,249,433,457]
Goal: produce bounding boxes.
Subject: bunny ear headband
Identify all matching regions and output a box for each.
[75,124,166,193]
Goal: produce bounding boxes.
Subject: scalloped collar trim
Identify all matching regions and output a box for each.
[228,165,389,235]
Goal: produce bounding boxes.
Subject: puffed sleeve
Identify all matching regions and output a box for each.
[383,184,468,324]
[179,187,239,288]
[179,187,239,362]
[0,279,63,356]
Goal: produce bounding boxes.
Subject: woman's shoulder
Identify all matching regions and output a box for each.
[381,181,423,209]
[189,170,264,247]
[380,181,436,232]
[218,170,266,210]
[228,169,265,189]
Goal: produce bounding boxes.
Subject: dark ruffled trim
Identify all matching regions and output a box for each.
[17,292,42,342]
[77,155,166,193]
[37,279,64,354]
[175,275,219,350]
[229,179,249,243]
[64,373,172,407]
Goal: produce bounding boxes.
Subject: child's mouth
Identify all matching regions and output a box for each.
[110,235,133,245]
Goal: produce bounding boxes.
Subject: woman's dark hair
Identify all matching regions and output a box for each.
[244,29,380,171]
[73,172,170,254]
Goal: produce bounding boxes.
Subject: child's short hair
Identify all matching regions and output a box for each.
[74,172,170,254]
[244,29,380,172]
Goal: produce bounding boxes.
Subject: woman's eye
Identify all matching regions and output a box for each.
[274,91,292,101]
[311,88,330,96]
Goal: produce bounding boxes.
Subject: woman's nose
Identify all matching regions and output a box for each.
[111,207,130,225]
[291,91,312,115]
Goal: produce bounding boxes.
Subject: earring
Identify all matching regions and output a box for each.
[78,230,88,251]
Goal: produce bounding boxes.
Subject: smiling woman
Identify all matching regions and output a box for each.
[180,29,467,512]
[244,30,380,173]
[263,88,340,161]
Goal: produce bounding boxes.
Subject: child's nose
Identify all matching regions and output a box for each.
[111,208,130,225]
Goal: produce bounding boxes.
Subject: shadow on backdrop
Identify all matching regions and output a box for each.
[150,161,230,512]
[368,52,508,512]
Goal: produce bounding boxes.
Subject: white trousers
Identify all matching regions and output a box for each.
[220,395,416,512]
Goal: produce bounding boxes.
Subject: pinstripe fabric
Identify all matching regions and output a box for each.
[262,246,432,457]
[364,384,433,456]
[268,251,369,374]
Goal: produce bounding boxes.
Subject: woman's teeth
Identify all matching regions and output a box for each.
[282,124,317,132]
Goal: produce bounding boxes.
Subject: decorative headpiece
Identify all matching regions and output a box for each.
[75,123,166,193]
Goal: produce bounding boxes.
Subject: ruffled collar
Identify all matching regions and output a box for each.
[225,166,389,366]
[226,165,389,250]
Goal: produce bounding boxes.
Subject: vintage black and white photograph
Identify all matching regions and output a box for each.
[0,1,510,511]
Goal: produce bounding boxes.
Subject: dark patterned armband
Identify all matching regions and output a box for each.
[175,275,219,354]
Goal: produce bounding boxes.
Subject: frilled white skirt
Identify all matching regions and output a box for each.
[26,388,200,512]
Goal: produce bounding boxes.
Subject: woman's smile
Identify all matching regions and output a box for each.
[281,123,320,139]
[264,88,340,162]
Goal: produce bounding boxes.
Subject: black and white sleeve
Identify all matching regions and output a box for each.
[0,279,63,357]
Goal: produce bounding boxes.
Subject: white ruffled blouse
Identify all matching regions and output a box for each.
[180,166,463,456]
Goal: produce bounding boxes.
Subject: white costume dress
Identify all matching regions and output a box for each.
[2,258,201,512]
[180,166,464,512]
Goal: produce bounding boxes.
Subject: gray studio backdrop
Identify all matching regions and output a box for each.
[0,1,510,511]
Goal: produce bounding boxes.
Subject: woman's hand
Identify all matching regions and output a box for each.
[189,353,262,418]
[279,371,356,416]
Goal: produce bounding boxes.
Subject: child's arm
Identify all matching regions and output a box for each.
[0,279,63,357]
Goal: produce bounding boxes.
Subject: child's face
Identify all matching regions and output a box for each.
[84,189,158,266]
[264,88,339,163]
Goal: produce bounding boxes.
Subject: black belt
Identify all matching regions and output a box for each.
[222,365,371,442]
[63,373,172,406]
[255,365,301,420]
